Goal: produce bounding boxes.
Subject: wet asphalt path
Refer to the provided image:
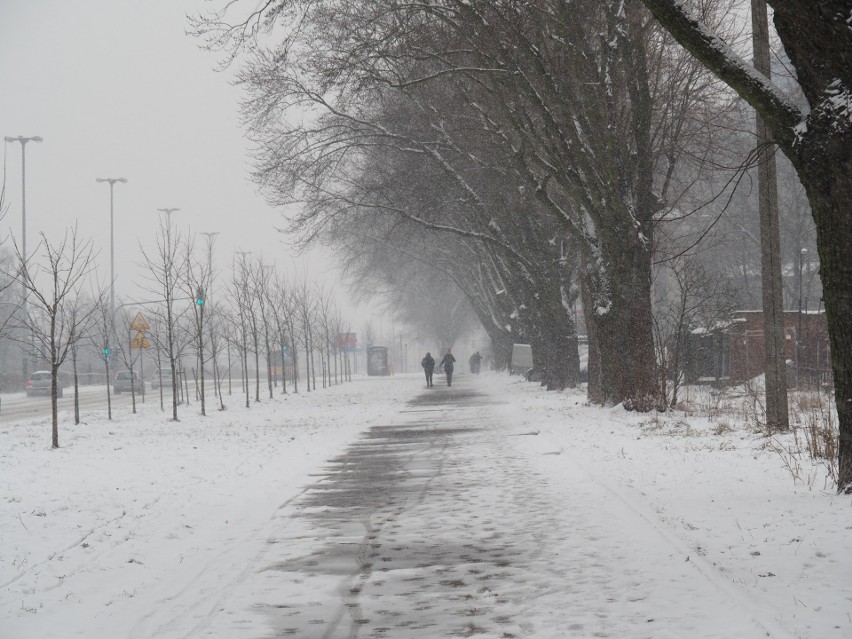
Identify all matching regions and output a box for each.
[254,376,549,638]
[225,375,781,639]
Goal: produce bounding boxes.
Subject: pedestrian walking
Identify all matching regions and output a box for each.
[469,351,482,374]
[421,352,435,387]
[439,349,456,386]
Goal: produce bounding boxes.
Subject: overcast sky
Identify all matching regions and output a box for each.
[1,0,354,316]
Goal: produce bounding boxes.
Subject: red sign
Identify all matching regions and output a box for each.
[339,333,357,352]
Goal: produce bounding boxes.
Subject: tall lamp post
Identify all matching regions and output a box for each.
[5,135,43,383]
[95,177,127,323]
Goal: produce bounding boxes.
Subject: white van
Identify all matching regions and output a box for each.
[510,344,534,376]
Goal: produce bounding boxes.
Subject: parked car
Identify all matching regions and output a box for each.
[113,370,144,394]
[151,367,175,390]
[26,370,62,398]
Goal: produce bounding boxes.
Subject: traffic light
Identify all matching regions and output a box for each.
[196,287,205,306]
[103,347,110,356]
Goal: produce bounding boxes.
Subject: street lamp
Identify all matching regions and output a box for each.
[95,177,127,322]
[5,135,43,383]
[235,250,252,275]
[156,207,180,224]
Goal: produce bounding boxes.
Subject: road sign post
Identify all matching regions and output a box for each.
[129,312,150,332]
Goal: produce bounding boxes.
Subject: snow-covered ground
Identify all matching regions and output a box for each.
[1,373,849,638]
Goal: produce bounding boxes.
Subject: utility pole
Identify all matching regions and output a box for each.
[751,0,788,431]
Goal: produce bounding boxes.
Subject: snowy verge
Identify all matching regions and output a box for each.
[490,373,852,639]
[0,376,408,638]
[2,372,850,639]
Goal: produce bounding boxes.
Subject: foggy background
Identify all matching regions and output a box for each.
[1,0,348,313]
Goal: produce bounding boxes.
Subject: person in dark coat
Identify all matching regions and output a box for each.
[439,349,456,386]
[421,352,435,387]
[469,351,482,374]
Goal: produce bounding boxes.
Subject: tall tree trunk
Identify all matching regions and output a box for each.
[243,348,250,408]
[72,347,80,425]
[796,143,852,492]
[528,303,580,391]
[488,329,513,372]
[635,0,852,488]
[51,362,60,448]
[292,341,300,393]
[581,276,606,405]
[584,236,659,411]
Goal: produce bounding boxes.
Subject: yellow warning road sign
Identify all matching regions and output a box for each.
[130,331,150,349]
[129,312,150,332]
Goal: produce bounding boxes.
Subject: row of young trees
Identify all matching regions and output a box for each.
[192,0,849,491]
[0,212,354,449]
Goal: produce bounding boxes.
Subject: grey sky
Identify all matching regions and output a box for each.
[1,0,345,309]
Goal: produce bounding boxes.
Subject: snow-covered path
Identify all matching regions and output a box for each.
[2,373,849,638]
[138,378,793,638]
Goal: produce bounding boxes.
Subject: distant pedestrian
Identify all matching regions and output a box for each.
[469,351,482,374]
[439,349,456,386]
[421,352,435,387]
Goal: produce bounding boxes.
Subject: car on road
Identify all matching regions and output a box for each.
[26,370,63,398]
[151,367,175,390]
[113,370,144,394]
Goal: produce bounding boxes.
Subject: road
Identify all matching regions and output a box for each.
[0,384,174,424]
[0,378,271,424]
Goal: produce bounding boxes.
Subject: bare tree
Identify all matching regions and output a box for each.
[205,302,228,410]
[88,283,116,420]
[138,212,185,421]
[250,261,276,399]
[5,227,98,447]
[181,234,212,416]
[68,292,102,425]
[269,272,297,394]
[653,257,737,406]
[112,303,145,414]
[293,277,317,391]
[638,0,852,492]
[230,253,254,407]
[314,286,338,388]
[206,0,732,407]
[244,261,264,402]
